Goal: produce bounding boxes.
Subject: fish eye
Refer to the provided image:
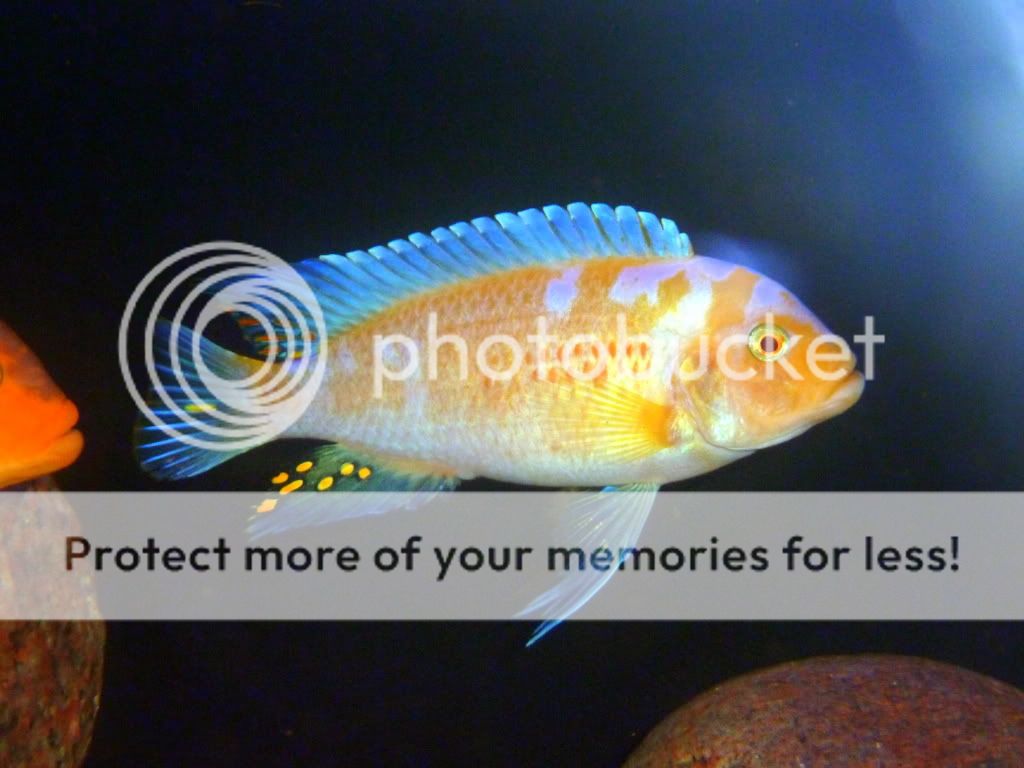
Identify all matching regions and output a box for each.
[748,323,790,362]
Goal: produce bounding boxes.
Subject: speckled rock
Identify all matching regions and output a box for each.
[0,478,104,767]
[624,654,1024,767]
[0,620,105,767]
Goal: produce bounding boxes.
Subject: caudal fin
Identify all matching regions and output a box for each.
[134,320,260,479]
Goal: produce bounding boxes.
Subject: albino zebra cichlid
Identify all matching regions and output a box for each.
[136,203,863,642]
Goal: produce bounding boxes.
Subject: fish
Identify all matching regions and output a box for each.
[0,322,84,489]
[136,203,864,642]
[0,323,102,764]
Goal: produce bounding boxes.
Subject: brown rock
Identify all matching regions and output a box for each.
[0,478,104,767]
[625,654,1024,767]
[0,620,105,768]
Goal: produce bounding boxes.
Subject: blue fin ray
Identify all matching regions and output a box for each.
[134,321,255,479]
[542,204,585,253]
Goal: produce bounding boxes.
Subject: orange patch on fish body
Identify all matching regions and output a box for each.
[287,256,697,486]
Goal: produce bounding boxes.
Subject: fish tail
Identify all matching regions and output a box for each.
[134,320,264,479]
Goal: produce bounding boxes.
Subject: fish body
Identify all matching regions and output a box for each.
[136,203,863,641]
[0,323,83,489]
[284,251,860,487]
[290,256,736,487]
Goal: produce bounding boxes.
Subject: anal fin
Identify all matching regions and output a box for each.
[248,443,459,538]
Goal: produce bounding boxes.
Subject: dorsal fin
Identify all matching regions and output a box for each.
[239,203,692,356]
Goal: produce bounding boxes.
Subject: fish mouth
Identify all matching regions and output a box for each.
[818,370,866,419]
[0,429,83,489]
[758,370,865,447]
[763,370,865,446]
[701,370,866,453]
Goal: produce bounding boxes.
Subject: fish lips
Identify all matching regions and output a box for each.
[0,428,83,489]
[759,370,866,449]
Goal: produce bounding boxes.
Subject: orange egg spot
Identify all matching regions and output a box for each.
[280,479,303,495]
[256,498,278,514]
[271,472,288,484]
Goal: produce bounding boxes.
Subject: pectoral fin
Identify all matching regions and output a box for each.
[527,378,676,463]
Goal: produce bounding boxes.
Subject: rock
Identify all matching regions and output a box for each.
[624,654,1024,767]
[0,478,104,767]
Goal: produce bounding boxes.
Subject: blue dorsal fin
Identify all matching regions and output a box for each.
[239,203,693,349]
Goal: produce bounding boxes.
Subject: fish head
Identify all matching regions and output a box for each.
[675,257,864,452]
[0,322,83,488]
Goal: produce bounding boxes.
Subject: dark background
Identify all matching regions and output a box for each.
[4,2,1023,766]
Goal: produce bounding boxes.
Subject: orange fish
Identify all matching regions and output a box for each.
[136,204,862,641]
[0,322,83,489]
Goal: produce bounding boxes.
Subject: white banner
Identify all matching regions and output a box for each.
[1,490,1019,621]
